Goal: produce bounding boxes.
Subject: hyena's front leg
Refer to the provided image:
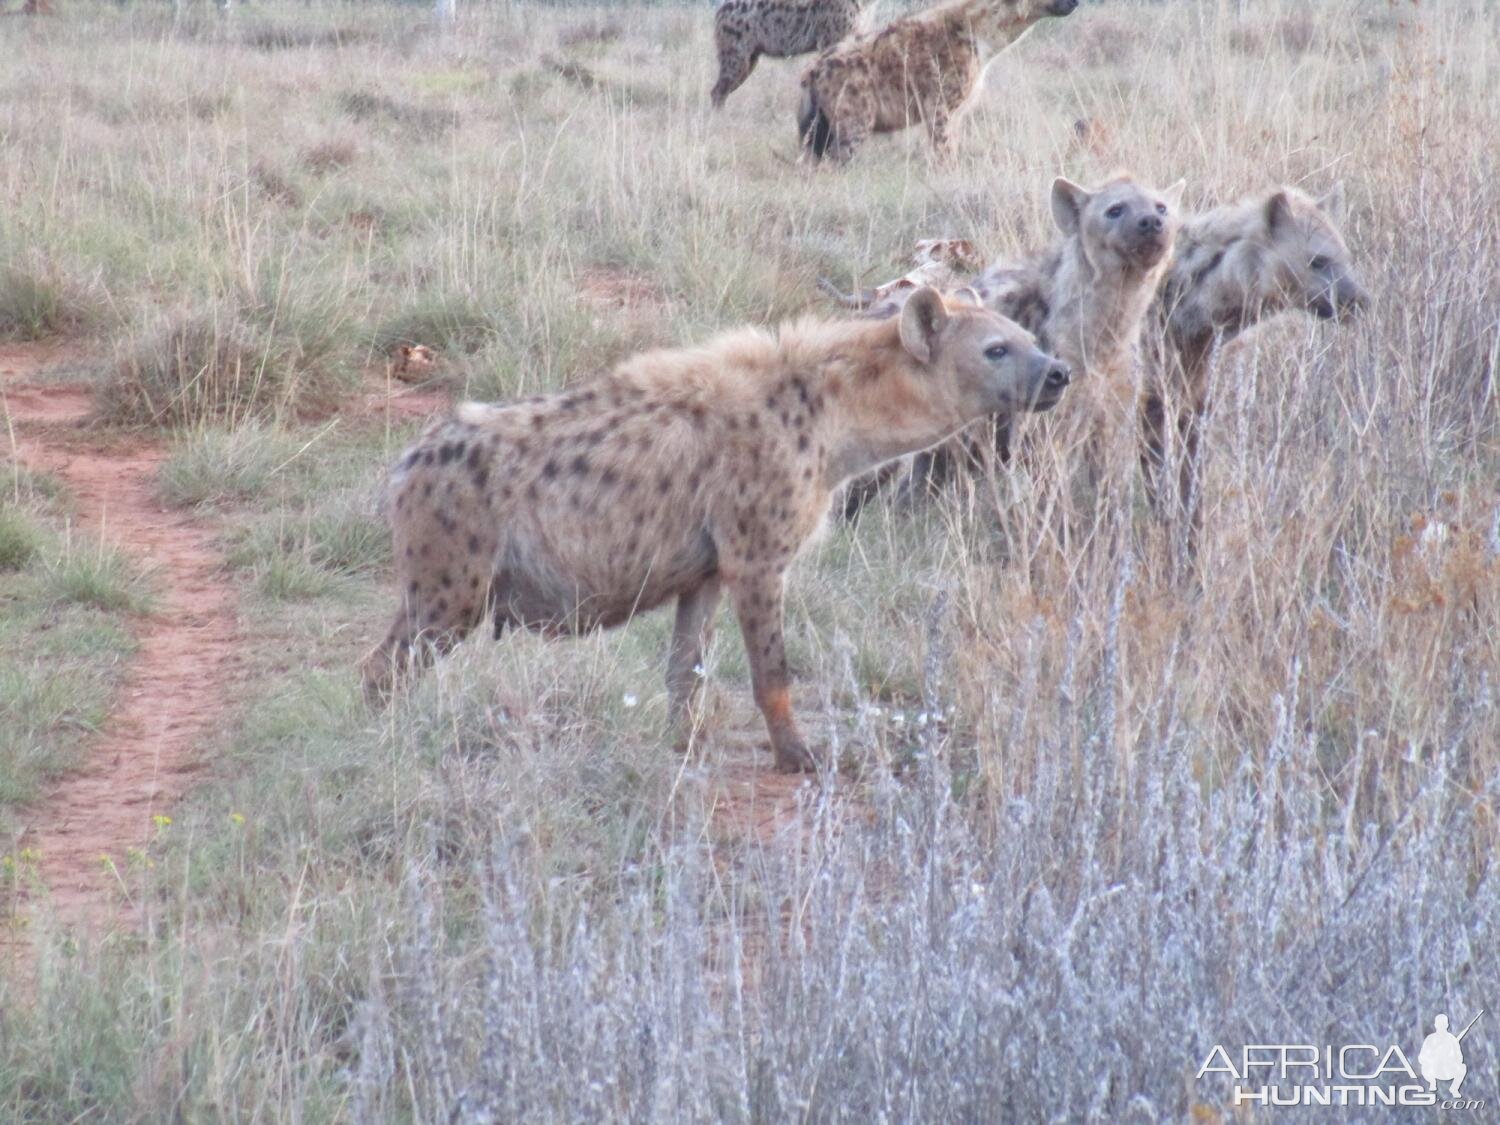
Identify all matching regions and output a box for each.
[925,108,957,162]
[667,576,723,750]
[727,569,819,772]
[826,93,874,162]
[710,24,759,107]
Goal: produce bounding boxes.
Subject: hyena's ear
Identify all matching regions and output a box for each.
[1264,190,1295,235]
[1161,179,1187,211]
[1317,181,1347,223]
[899,286,949,366]
[1051,178,1091,235]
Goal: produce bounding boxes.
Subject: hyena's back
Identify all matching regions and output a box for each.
[385,389,720,636]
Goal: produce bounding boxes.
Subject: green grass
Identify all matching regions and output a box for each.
[0,508,41,571]
[0,565,134,822]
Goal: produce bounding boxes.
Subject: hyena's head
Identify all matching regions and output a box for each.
[1052,175,1186,273]
[976,0,1079,35]
[1259,183,1368,321]
[900,287,1071,417]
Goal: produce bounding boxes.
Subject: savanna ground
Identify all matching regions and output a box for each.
[0,0,1496,1118]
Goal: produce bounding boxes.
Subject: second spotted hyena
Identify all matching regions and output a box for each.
[1142,183,1368,509]
[798,0,1079,162]
[970,174,1184,471]
[840,175,1181,508]
[711,0,862,108]
[362,290,1070,772]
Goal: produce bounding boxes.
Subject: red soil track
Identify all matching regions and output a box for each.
[2,343,239,934]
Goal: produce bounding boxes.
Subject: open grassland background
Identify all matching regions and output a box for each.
[1,0,1497,1118]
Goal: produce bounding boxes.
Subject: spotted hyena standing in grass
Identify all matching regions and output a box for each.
[798,0,1079,162]
[362,290,1071,772]
[836,175,1182,511]
[1142,183,1368,513]
[971,174,1184,475]
[711,0,862,108]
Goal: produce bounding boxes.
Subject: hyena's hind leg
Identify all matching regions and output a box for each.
[361,561,493,706]
[667,577,723,751]
[710,18,760,107]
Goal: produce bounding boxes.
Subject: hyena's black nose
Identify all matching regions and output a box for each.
[1046,364,1071,389]
[1138,214,1164,234]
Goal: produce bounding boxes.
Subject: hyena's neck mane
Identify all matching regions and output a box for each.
[776,319,973,487]
[1163,207,1286,361]
[938,0,1042,61]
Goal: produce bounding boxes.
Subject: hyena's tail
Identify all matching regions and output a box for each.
[797,83,832,160]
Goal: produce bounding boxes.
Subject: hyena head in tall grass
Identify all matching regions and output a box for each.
[1260,183,1368,321]
[1051,174,1185,275]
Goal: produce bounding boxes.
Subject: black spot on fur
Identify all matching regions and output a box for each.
[467,534,481,554]
[572,454,589,475]
[543,460,559,479]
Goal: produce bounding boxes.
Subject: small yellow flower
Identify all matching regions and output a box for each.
[230,812,245,826]
[152,815,172,830]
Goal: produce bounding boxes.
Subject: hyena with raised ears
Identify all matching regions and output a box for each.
[361,290,1070,772]
[711,0,862,109]
[798,0,1079,162]
[837,174,1182,510]
[1141,183,1369,512]
[971,174,1185,473]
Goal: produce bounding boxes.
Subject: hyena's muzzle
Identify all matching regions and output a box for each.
[1310,274,1370,322]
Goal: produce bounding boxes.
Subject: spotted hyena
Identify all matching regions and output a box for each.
[798,0,1079,162]
[361,289,1070,772]
[971,174,1184,473]
[1142,183,1368,511]
[711,0,862,109]
[838,175,1182,508]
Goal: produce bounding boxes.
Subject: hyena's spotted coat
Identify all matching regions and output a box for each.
[798,0,1079,162]
[362,290,1071,772]
[711,0,862,108]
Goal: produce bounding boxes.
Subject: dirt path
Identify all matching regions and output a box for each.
[1,343,812,939]
[1,344,239,934]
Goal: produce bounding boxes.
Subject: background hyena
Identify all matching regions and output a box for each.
[711,0,862,109]
[970,174,1184,476]
[362,289,1070,772]
[1142,183,1368,513]
[839,175,1181,511]
[798,0,1079,162]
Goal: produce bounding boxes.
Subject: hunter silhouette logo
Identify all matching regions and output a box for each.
[1420,1011,1483,1098]
[1197,1008,1488,1109]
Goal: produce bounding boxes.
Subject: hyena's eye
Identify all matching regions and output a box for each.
[1105,204,1125,220]
[984,343,1010,362]
[1309,256,1331,272]
[1155,202,1168,216]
